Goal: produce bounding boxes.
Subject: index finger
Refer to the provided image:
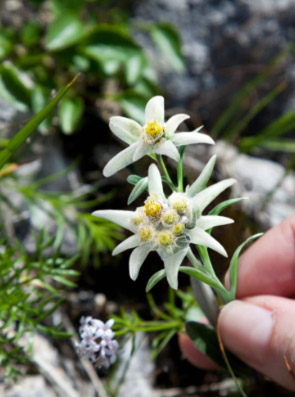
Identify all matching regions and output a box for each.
[227,215,295,298]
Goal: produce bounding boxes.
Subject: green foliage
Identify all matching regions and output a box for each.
[228,233,263,300]
[58,97,84,134]
[0,1,185,134]
[45,14,85,51]
[0,162,120,381]
[0,76,78,168]
[149,22,185,73]
[0,233,79,381]
[1,166,122,267]
[211,48,295,155]
[0,79,121,380]
[127,177,148,205]
[112,288,197,360]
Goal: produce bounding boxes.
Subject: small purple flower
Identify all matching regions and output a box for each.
[76,316,118,368]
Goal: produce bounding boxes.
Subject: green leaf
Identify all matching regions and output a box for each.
[255,138,295,152]
[211,50,288,137]
[0,63,31,107]
[240,110,295,152]
[226,82,286,142]
[81,25,141,76]
[151,329,176,360]
[51,0,84,15]
[150,22,185,73]
[59,97,84,134]
[179,266,222,291]
[120,93,147,124]
[186,154,216,196]
[125,54,145,85]
[229,233,263,299]
[127,177,148,205]
[32,84,52,133]
[127,174,142,185]
[209,197,248,216]
[45,14,84,51]
[0,32,13,60]
[0,75,78,168]
[146,269,166,292]
[186,321,246,373]
[186,321,225,366]
[21,21,42,47]
[52,275,76,287]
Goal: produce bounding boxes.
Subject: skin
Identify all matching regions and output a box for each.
[179,215,295,391]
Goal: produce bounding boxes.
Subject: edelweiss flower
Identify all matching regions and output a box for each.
[103,96,214,177]
[93,161,235,289]
[76,316,118,368]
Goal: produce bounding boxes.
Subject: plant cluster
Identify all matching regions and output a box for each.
[0,79,122,381]
[0,0,184,134]
[88,95,263,396]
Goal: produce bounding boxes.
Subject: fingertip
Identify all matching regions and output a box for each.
[219,297,295,391]
[225,215,295,298]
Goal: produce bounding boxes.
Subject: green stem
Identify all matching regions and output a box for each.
[177,146,186,192]
[156,154,177,191]
[186,248,231,304]
[115,320,181,336]
[186,248,202,268]
[197,245,215,274]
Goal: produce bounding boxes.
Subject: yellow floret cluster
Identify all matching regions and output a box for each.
[132,194,190,249]
[145,121,163,138]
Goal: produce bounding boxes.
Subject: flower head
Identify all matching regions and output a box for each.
[93,160,235,289]
[103,96,214,177]
[76,316,118,368]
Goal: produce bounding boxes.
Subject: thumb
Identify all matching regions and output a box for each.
[219,296,295,391]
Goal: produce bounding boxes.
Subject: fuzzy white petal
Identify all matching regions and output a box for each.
[195,215,234,230]
[112,235,140,255]
[155,140,180,161]
[186,155,217,197]
[171,132,214,147]
[192,178,236,214]
[188,227,227,257]
[92,210,136,232]
[148,164,165,200]
[109,117,141,145]
[165,114,190,136]
[129,244,153,280]
[133,140,152,162]
[145,96,164,124]
[162,248,188,289]
[103,142,139,177]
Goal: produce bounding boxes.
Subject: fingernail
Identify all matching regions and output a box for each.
[219,300,274,365]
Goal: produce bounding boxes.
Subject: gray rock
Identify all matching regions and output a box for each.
[212,141,295,229]
[133,0,295,124]
[0,376,56,397]
[115,333,157,397]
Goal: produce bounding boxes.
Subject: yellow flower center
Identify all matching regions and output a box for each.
[158,231,174,246]
[145,121,163,138]
[144,201,161,218]
[172,196,188,214]
[132,212,144,226]
[139,226,154,242]
[173,223,185,235]
[162,210,178,225]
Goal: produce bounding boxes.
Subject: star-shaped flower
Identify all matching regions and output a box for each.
[93,162,235,289]
[103,96,214,177]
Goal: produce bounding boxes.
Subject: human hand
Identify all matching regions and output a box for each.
[179,215,295,391]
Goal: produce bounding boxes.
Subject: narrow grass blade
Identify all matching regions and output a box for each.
[229,233,263,299]
[0,75,79,168]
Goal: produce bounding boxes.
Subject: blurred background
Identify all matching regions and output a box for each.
[0,0,294,396]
